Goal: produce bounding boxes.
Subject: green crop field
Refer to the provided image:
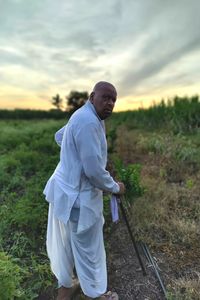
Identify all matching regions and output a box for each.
[0,96,200,299]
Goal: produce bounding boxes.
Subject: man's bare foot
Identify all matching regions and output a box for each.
[84,291,119,300]
[56,281,80,300]
[56,286,71,300]
[97,291,119,299]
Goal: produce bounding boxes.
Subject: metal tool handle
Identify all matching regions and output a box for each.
[118,197,146,276]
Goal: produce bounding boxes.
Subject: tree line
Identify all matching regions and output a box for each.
[51,91,89,113]
[0,90,89,119]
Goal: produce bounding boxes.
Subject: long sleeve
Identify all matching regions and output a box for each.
[75,123,119,194]
[55,125,66,146]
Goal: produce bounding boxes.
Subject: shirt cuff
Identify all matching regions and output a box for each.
[112,182,120,194]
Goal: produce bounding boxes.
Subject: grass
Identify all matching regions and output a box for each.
[0,119,66,299]
[167,274,200,300]
[108,125,200,299]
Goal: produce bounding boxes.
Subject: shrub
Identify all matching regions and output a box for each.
[0,252,24,299]
[113,159,145,204]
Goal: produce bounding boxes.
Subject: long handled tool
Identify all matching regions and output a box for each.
[141,242,167,298]
[118,197,146,276]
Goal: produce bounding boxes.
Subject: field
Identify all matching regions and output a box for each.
[0,96,200,299]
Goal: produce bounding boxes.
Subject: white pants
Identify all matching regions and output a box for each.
[46,204,107,298]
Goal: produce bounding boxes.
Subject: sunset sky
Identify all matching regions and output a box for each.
[0,0,200,112]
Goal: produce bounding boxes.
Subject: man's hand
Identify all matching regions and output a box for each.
[117,181,125,195]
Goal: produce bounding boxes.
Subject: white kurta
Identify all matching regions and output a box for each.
[43,100,119,297]
[43,100,119,232]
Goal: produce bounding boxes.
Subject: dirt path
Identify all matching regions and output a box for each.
[105,217,166,300]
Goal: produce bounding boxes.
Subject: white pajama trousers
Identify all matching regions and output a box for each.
[46,203,107,298]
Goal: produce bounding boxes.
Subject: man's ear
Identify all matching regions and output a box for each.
[90,92,94,103]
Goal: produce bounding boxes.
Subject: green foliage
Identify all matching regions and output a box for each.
[0,96,200,298]
[185,179,194,189]
[0,120,63,298]
[1,95,200,133]
[113,158,145,204]
[66,90,89,113]
[174,143,199,163]
[9,195,48,236]
[137,134,165,154]
[51,94,63,110]
[21,257,53,299]
[0,109,67,119]
[107,127,117,153]
[103,195,110,218]
[0,252,24,299]
[110,95,200,134]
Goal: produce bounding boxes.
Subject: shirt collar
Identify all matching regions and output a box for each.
[86,100,105,131]
[86,100,101,121]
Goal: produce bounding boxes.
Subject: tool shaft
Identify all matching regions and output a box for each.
[119,200,146,276]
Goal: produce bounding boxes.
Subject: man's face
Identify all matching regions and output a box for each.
[90,85,117,120]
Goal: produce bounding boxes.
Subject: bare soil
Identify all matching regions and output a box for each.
[104,217,166,300]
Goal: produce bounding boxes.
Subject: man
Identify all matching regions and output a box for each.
[43,81,125,300]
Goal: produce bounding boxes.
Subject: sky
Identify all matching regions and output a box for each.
[0,0,200,112]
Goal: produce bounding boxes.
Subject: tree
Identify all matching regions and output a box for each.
[51,94,63,110]
[66,91,89,113]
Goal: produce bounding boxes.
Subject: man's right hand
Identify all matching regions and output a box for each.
[117,182,126,195]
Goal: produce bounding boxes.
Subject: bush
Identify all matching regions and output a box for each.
[0,252,24,300]
[113,159,145,204]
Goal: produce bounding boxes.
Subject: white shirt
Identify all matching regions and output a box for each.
[43,100,119,232]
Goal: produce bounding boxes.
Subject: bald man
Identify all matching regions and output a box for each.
[43,82,125,300]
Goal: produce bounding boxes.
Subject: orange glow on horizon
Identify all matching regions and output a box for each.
[0,84,199,112]
[0,95,156,112]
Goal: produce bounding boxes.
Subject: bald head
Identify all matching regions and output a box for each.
[92,81,117,95]
[89,81,117,120]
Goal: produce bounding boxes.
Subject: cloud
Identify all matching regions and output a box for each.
[0,0,200,110]
[119,37,200,94]
[117,0,200,96]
